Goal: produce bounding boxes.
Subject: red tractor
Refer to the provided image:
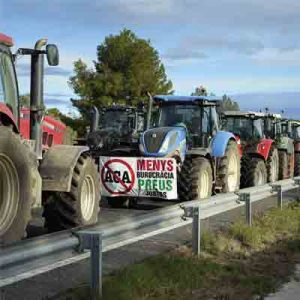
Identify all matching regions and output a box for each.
[222,111,279,187]
[20,108,67,148]
[0,33,100,244]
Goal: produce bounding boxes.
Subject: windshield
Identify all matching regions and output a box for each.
[99,110,135,134]
[281,122,288,136]
[224,117,263,140]
[0,49,18,116]
[294,125,300,139]
[156,104,216,135]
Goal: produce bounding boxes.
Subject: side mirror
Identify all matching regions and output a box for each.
[46,44,59,66]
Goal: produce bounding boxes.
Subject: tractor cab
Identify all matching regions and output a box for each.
[222,111,265,142]
[98,106,144,135]
[263,113,282,140]
[140,95,221,162]
[87,105,146,156]
[291,121,300,141]
[151,95,219,148]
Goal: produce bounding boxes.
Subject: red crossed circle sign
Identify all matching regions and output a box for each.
[101,158,135,195]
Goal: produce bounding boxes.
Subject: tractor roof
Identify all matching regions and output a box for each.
[153,95,222,105]
[100,105,143,113]
[265,113,282,120]
[290,120,300,126]
[0,33,13,47]
[102,105,135,110]
[223,110,266,118]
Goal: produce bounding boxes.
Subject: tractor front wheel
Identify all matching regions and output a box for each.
[217,141,240,193]
[43,155,100,232]
[242,157,267,187]
[178,157,212,201]
[279,151,289,180]
[266,147,279,183]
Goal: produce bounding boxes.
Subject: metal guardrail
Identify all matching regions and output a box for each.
[0,177,299,299]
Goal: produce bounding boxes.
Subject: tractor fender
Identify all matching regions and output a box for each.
[256,139,274,161]
[39,145,90,192]
[0,103,18,132]
[211,131,236,157]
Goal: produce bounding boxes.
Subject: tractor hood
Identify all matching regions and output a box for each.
[139,126,186,161]
[87,127,137,151]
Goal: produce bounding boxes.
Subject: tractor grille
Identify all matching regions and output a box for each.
[144,128,170,153]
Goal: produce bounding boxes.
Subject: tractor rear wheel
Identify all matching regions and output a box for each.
[242,157,267,187]
[43,155,100,232]
[295,152,300,176]
[279,151,289,180]
[217,141,240,193]
[0,127,37,244]
[266,147,279,183]
[288,153,295,178]
[178,156,212,201]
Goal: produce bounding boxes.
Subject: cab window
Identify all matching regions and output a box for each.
[0,50,18,116]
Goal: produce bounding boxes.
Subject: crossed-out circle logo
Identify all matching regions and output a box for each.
[101,158,135,195]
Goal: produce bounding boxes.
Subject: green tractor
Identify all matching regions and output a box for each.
[264,114,294,179]
[281,119,300,176]
[87,105,146,157]
[87,105,146,208]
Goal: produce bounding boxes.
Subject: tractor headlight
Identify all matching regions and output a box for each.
[159,136,171,154]
[139,142,145,154]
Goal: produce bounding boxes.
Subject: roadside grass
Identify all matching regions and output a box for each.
[62,201,300,300]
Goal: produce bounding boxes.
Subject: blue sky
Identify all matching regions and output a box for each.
[1,0,300,117]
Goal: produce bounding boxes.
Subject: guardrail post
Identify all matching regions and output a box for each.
[272,184,283,210]
[192,206,201,255]
[239,193,252,226]
[76,231,103,300]
[183,206,201,255]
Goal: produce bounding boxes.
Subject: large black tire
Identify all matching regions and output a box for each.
[295,153,300,176]
[288,153,294,178]
[216,141,240,193]
[43,155,100,232]
[0,127,38,244]
[178,157,213,201]
[278,151,289,180]
[266,147,279,183]
[241,157,267,188]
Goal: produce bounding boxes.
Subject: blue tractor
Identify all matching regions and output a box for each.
[139,95,241,201]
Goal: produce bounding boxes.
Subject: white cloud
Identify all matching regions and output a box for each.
[117,0,174,15]
[252,48,300,67]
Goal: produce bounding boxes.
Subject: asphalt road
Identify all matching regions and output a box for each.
[1,190,298,300]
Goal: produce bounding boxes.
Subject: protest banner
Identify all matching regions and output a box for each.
[100,157,177,199]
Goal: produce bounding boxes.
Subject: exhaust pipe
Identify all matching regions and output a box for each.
[146,92,153,130]
[30,38,47,159]
[90,106,99,133]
